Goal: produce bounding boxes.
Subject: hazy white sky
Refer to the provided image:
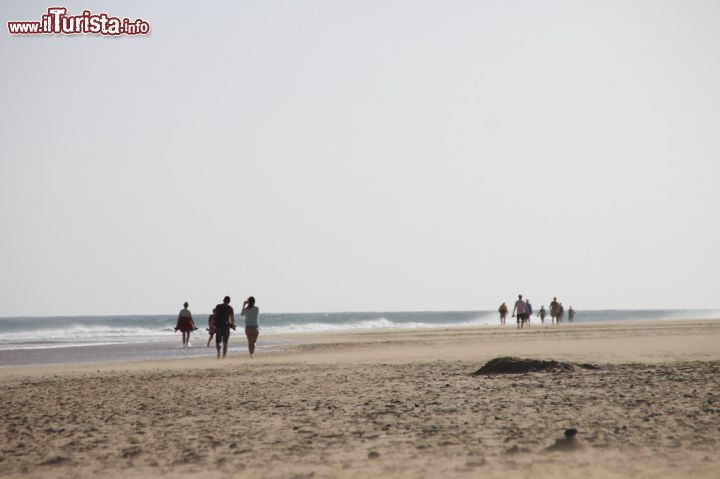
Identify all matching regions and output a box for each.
[1,0,719,316]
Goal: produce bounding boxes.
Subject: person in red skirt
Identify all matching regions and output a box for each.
[174,302,197,348]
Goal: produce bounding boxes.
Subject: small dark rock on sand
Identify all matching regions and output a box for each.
[473,357,598,375]
[368,451,381,459]
[121,446,142,458]
[546,428,584,452]
[39,455,70,466]
[504,445,529,455]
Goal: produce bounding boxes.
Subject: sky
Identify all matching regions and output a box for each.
[1,0,719,316]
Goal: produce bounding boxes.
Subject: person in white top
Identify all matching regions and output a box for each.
[511,294,527,329]
[241,296,260,358]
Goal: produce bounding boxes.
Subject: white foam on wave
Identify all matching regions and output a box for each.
[0,324,173,345]
[262,316,496,334]
[0,341,126,351]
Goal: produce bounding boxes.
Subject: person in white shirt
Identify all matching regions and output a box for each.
[511,294,527,329]
[241,296,260,358]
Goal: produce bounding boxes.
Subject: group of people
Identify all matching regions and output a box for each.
[174,296,260,359]
[497,296,575,328]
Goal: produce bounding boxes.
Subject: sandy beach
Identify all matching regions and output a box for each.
[1,319,719,478]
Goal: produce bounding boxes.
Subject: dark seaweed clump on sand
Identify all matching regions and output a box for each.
[473,357,599,375]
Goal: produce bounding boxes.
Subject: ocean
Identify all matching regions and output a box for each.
[1,309,718,367]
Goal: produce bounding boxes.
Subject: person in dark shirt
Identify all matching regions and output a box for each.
[498,303,508,325]
[206,307,216,348]
[550,297,560,325]
[213,296,235,359]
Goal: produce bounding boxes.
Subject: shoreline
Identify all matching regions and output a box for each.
[2,315,718,368]
[2,317,718,373]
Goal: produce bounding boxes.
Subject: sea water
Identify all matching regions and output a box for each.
[0,309,717,367]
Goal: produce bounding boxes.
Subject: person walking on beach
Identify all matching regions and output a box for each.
[557,303,565,324]
[550,297,560,325]
[498,302,508,325]
[241,296,260,358]
[206,307,216,347]
[524,299,533,327]
[568,306,575,322]
[538,306,547,324]
[512,294,527,329]
[174,302,197,348]
[213,296,235,359]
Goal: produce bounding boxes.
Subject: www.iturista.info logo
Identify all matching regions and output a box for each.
[7,7,150,36]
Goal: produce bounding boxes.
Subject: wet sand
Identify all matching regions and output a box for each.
[1,320,719,478]
[0,336,288,367]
